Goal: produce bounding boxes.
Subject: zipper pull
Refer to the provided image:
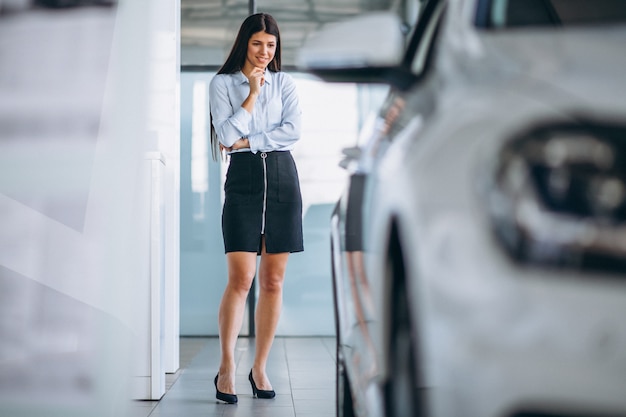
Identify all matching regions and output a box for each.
[261,152,267,159]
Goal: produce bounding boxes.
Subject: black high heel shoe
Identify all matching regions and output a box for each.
[248,370,276,399]
[214,373,238,404]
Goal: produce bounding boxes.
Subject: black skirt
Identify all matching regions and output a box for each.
[222,151,304,254]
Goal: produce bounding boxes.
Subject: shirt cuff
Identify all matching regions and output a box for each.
[230,107,252,135]
[247,133,262,154]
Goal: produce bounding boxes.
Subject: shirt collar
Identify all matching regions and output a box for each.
[236,69,274,85]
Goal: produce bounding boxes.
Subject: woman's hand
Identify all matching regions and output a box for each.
[245,67,265,96]
[241,67,264,114]
[231,137,250,150]
[220,138,249,153]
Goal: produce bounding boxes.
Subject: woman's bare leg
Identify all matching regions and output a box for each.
[252,239,289,390]
[217,251,257,394]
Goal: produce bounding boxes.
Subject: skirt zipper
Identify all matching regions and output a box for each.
[261,152,268,234]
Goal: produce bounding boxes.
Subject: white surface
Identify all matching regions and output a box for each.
[0,0,181,412]
[297,12,404,69]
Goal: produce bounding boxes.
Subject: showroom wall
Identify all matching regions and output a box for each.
[0,0,180,412]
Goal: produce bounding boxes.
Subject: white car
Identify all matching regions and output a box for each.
[298,1,626,416]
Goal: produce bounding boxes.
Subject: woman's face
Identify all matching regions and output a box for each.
[246,31,277,69]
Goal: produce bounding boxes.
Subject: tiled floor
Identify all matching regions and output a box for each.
[129,337,337,417]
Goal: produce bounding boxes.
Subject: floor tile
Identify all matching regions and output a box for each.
[291,388,335,400]
[125,337,337,417]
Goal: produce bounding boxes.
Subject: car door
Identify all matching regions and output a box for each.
[330,0,449,414]
[298,0,448,414]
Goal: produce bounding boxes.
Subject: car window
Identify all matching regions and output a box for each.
[394,0,426,37]
[410,2,446,75]
[489,0,626,28]
[402,0,447,77]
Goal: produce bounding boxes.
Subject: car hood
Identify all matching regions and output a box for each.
[477,25,626,114]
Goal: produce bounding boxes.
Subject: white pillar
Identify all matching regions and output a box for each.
[149,0,181,377]
[131,0,180,400]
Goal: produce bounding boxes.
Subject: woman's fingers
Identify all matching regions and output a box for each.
[255,67,265,86]
[248,67,266,88]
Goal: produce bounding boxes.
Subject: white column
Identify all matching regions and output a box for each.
[147,0,181,377]
[131,0,180,400]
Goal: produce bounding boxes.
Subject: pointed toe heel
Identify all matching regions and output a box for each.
[248,370,276,399]
[214,374,238,404]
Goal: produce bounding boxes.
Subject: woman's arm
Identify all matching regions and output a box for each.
[209,75,252,148]
[247,74,302,153]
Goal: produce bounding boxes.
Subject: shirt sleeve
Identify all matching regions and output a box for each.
[248,73,302,153]
[209,75,251,148]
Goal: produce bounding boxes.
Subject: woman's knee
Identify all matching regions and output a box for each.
[259,273,284,294]
[258,252,288,294]
[226,252,257,293]
[228,271,255,294]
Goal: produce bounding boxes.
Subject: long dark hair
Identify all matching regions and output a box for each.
[210,13,282,160]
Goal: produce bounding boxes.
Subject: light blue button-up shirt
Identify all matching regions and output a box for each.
[209,70,302,154]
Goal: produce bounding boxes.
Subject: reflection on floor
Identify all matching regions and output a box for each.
[130,337,336,417]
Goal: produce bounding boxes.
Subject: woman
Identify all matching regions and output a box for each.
[208,13,303,404]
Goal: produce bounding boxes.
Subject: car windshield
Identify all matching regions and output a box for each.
[486,0,626,28]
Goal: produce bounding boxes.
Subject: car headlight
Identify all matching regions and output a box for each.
[486,120,626,273]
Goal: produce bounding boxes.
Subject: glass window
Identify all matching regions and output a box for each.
[179,71,370,336]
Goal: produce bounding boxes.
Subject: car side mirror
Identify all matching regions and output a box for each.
[296,12,417,90]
